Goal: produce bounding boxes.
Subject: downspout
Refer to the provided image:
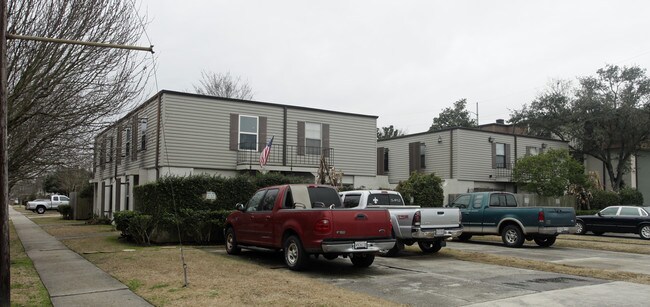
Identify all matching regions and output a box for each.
[449,130,453,178]
[283,106,287,166]
[155,93,162,180]
[513,135,518,193]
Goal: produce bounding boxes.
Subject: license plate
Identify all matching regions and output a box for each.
[354,241,368,249]
[435,229,445,236]
[557,227,569,233]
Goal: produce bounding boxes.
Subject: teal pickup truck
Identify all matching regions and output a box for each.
[449,192,576,247]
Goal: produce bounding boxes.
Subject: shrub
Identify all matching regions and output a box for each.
[396,172,444,207]
[114,211,139,238]
[129,214,154,245]
[619,188,644,206]
[57,204,73,220]
[86,214,112,225]
[590,190,620,210]
[113,211,155,245]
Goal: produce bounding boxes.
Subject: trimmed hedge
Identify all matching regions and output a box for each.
[57,204,73,220]
[619,188,644,206]
[130,173,310,244]
[590,190,620,210]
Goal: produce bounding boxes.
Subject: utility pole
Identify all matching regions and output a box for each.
[1,0,9,304]
[0,1,152,303]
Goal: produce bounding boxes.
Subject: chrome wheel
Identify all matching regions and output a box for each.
[286,242,299,265]
[575,221,585,235]
[505,229,519,244]
[640,225,650,240]
[225,228,240,255]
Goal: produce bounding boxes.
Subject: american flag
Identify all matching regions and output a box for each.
[259,136,274,167]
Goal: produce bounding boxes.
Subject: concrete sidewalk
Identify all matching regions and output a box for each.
[9,206,152,307]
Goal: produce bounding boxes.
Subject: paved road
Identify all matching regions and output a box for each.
[203,247,650,306]
[446,240,650,275]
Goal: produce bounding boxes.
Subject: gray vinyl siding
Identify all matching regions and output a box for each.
[159,93,284,169]
[286,108,377,176]
[378,132,451,183]
[454,130,514,181]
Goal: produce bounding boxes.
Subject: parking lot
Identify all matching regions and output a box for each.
[210,239,650,306]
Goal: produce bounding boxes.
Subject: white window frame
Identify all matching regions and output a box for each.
[239,115,259,151]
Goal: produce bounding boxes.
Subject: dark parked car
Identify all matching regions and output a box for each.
[575,206,650,239]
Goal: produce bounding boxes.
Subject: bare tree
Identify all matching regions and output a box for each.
[6,0,151,189]
[193,71,254,100]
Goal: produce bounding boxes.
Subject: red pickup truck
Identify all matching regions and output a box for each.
[224,184,395,270]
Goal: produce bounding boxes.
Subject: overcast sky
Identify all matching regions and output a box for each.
[138,0,650,134]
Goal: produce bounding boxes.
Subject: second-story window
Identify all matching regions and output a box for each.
[125,127,131,157]
[420,143,426,168]
[140,118,148,150]
[384,148,389,171]
[305,122,321,155]
[239,115,258,151]
[526,146,538,156]
[495,143,506,168]
[107,136,113,163]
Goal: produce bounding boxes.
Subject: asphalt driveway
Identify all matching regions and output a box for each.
[205,247,650,306]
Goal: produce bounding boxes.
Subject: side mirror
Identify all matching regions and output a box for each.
[235,203,244,211]
[597,212,602,217]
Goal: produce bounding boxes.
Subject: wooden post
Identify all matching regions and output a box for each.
[0,0,11,304]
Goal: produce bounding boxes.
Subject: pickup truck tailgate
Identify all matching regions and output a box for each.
[420,208,461,229]
[329,209,392,239]
[542,207,576,227]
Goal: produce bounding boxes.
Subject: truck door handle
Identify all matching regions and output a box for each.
[437,211,445,215]
[265,216,271,221]
[355,214,367,220]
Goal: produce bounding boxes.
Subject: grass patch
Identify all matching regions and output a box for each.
[126,279,144,291]
[9,221,52,307]
[39,220,400,306]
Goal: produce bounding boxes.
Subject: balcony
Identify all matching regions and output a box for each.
[493,162,513,180]
[236,143,334,170]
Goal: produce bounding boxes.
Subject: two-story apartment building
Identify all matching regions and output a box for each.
[91,90,378,217]
[377,126,569,201]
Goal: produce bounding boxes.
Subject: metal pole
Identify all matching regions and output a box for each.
[6,33,153,53]
[1,0,10,304]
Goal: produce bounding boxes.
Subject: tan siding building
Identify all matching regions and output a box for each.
[91,91,378,217]
[377,127,569,202]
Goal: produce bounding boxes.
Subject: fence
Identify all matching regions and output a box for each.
[70,192,93,220]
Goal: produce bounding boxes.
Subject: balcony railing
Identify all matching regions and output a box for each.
[493,162,513,179]
[237,142,334,168]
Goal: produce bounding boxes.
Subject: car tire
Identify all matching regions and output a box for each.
[533,236,557,247]
[501,225,525,248]
[36,206,46,214]
[575,221,586,235]
[639,225,650,240]
[284,235,308,271]
[457,234,473,242]
[350,253,375,268]
[225,227,241,255]
[417,240,443,254]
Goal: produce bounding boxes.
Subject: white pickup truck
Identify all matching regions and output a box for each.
[339,190,462,256]
[25,195,70,214]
